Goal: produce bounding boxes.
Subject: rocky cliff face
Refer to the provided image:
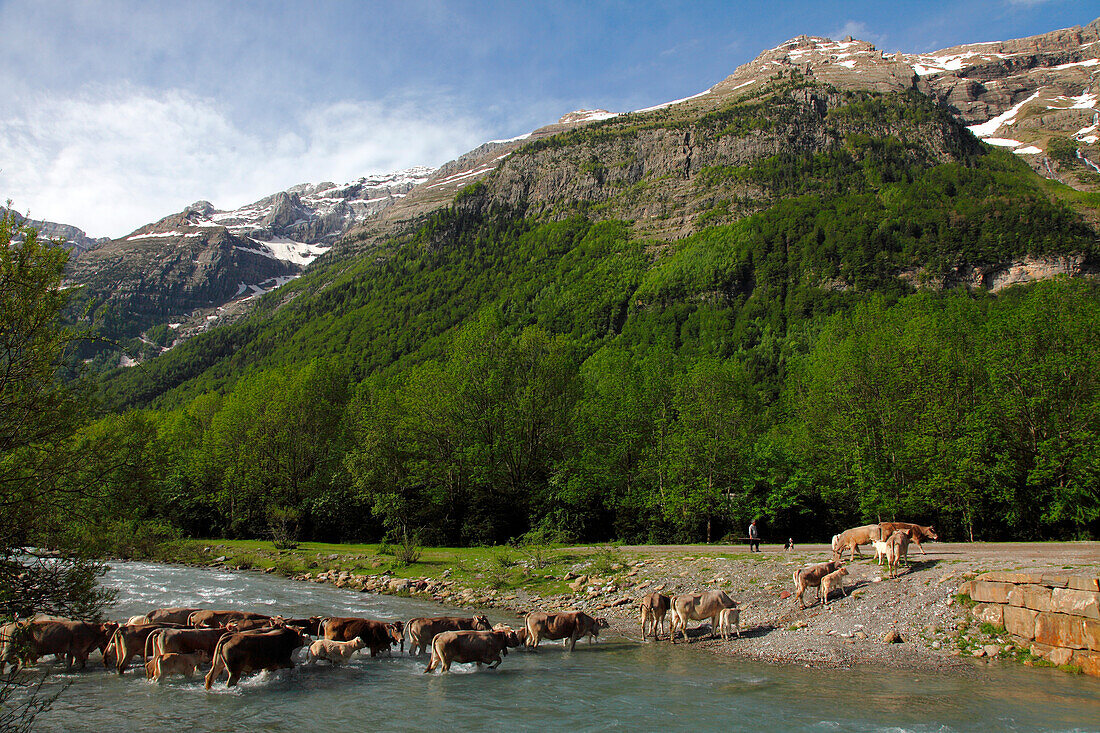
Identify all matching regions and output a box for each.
[3,207,107,256]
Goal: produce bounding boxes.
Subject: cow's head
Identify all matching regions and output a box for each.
[473,615,491,630]
[385,623,403,646]
[596,617,609,628]
[924,525,939,540]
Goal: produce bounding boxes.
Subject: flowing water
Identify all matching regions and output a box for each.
[23,562,1100,732]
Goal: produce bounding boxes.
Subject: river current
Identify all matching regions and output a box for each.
[25,561,1100,732]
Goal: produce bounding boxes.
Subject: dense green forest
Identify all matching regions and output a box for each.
[42,86,1100,548]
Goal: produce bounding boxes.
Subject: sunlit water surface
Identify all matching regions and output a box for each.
[24,562,1100,732]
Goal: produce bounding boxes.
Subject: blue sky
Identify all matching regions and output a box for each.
[0,0,1094,236]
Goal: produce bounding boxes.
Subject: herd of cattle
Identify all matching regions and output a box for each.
[0,608,610,687]
[0,521,937,688]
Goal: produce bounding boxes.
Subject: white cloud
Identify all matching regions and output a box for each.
[0,87,488,238]
[827,21,885,46]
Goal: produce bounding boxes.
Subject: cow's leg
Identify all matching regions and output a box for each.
[488,655,501,669]
[568,634,577,652]
[226,669,240,687]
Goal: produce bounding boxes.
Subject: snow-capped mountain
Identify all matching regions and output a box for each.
[2,206,107,256]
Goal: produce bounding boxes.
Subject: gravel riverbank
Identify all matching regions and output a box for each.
[196,541,1100,674]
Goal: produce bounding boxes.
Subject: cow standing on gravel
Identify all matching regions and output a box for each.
[793,561,845,608]
[669,591,738,643]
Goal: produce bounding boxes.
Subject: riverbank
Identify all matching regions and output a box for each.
[163,539,1100,675]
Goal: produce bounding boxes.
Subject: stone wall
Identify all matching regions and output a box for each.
[959,572,1100,676]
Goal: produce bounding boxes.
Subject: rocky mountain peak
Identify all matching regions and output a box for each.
[559,109,616,124]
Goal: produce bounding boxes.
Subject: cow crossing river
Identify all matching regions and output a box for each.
[21,562,1100,732]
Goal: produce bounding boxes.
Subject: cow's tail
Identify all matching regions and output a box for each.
[424,634,442,673]
[318,618,331,639]
[203,633,229,689]
[187,611,200,628]
[145,629,165,661]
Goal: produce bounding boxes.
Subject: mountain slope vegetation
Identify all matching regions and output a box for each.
[73,80,1100,547]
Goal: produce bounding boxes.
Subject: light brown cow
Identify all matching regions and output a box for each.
[638,592,671,641]
[524,611,607,651]
[886,531,910,579]
[879,522,938,555]
[793,561,845,608]
[669,591,738,643]
[188,610,270,628]
[821,567,850,606]
[146,608,201,625]
[404,616,491,656]
[145,651,210,682]
[204,627,307,689]
[424,629,522,673]
[0,620,30,673]
[832,525,882,561]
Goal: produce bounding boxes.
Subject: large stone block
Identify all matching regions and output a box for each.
[1068,576,1100,592]
[1003,605,1038,640]
[1086,619,1100,652]
[971,603,1003,626]
[1050,588,1100,620]
[1007,584,1051,612]
[1048,647,1073,666]
[971,580,1011,604]
[1034,613,1087,650]
[957,580,973,598]
[1072,650,1100,678]
[1039,574,1070,589]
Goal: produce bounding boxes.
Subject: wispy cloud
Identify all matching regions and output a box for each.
[827,20,886,46]
[0,87,487,237]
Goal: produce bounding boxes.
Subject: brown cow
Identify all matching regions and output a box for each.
[146,627,227,661]
[670,591,738,643]
[226,618,284,633]
[524,611,606,651]
[879,522,938,555]
[832,524,882,561]
[105,622,184,674]
[322,617,404,657]
[24,620,117,670]
[639,592,671,641]
[793,561,844,608]
[404,616,491,656]
[146,608,201,625]
[424,629,522,673]
[145,651,210,682]
[204,627,307,688]
[282,617,323,636]
[188,610,271,628]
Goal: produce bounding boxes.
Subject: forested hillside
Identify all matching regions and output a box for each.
[67,81,1100,548]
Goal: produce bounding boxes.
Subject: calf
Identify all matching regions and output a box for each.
[204,627,307,689]
[0,620,30,673]
[670,591,738,643]
[404,616,491,656]
[146,651,210,682]
[832,525,882,561]
[886,531,910,579]
[424,629,522,673]
[793,561,844,608]
[717,607,741,640]
[821,567,849,606]
[524,611,606,651]
[872,540,890,566]
[307,637,366,665]
[638,592,671,642]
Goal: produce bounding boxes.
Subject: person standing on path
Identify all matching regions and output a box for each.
[748,519,760,552]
